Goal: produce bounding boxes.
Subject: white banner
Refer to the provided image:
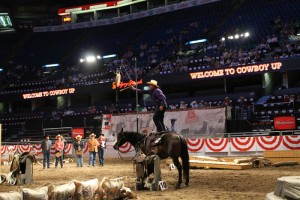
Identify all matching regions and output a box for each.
[106,108,226,138]
[33,0,220,32]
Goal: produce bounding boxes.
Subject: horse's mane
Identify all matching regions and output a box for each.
[122,131,146,145]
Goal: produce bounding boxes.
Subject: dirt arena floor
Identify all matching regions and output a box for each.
[0,158,300,200]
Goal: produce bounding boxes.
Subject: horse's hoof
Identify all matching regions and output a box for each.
[185,183,189,187]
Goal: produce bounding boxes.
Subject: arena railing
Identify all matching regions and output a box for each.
[1,130,300,146]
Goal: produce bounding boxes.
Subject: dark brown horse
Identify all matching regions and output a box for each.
[113,129,189,188]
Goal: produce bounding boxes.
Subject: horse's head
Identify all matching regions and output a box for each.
[113,128,127,150]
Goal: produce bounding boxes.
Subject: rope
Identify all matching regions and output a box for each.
[117,135,146,162]
[117,149,137,162]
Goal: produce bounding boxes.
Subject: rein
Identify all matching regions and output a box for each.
[117,135,147,162]
[117,149,137,162]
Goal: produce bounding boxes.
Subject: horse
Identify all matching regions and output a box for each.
[113,128,189,189]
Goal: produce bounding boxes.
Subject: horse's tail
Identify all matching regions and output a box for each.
[180,136,190,186]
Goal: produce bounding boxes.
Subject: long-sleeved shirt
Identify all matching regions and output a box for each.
[54,140,64,152]
[41,140,52,153]
[73,141,84,151]
[88,139,99,152]
[137,88,167,106]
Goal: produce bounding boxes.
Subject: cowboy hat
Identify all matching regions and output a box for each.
[89,133,96,138]
[55,135,62,139]
[147,80,159,88]
[75,135,82,139]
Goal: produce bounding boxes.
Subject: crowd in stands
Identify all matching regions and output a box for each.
[1,13,299,94]
[0,1,300,125]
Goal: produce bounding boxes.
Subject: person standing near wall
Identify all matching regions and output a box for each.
[73,135,84,167]
[54,135,64,168]
[41,135,52,169]
[97,133,106,166]
[88,133,99,167]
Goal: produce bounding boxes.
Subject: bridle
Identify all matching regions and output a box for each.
[116,134,147,162]
[117,149,137,162]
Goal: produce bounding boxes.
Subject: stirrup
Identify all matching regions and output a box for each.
[154,138,161,144]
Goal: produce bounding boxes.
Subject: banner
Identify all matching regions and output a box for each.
[1,135,300,159]
[72,128,84,138]
[282,135,300,150]
[274,116,296,130]
[22,88,75,99]
[33,0,220,32]
[230,137,256,152]
[190,62,282,79]
[107,108,226,139]
[205,138,229,152]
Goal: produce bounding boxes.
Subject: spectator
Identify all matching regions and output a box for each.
[97,133,106,166]
[74,135,84,167]
[54,135,64,168]
[88,106,97,114]
[223,97,232,106]
[88,133,99,167]
[190,101,200,108]
[284,95,290,102]
[41,135,52,169]
[180,101,187,109]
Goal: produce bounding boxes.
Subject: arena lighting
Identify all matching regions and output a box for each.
[0,68,3,72]
[80,54,116,63]
[102,54,117,59]
[42,63,60,68]
[297,33,300,36]
[185,39,207,45]
[225,32,250,41]
[86,55,96,63]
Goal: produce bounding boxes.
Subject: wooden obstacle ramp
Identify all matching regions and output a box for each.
[189,160,253,170]
[264,150,300,163]
[166,156,253,170]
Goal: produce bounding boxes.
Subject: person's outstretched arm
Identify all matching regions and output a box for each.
[131,86,150,94]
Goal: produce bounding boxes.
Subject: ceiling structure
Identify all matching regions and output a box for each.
[0,0,109,27]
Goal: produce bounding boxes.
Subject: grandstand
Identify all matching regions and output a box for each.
[0,0,299,143]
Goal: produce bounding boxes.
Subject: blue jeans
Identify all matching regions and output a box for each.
[76,155,83,167]
[43,151,50,168]
[89,151,96,166]
[55,155,63,168]
[98,148,105,166]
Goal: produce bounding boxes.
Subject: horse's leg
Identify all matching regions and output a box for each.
[180,147,190,186]
[172,156,182,189]
[180,153,190,186]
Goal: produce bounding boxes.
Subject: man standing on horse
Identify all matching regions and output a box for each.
[131,80,167,132]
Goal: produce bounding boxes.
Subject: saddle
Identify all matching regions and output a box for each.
[145,131,167,154]
[8,152,35,185]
